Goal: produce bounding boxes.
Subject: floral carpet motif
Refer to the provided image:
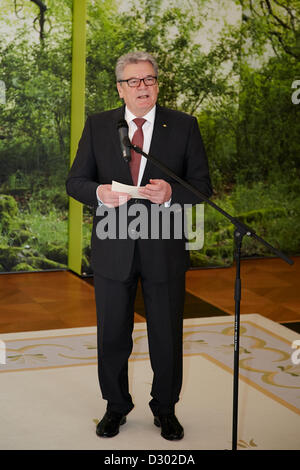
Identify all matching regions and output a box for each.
[1,315,299,415]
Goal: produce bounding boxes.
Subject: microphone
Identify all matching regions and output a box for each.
[117,119,131,162]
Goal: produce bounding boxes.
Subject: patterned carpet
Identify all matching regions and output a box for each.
[0,314,299,450]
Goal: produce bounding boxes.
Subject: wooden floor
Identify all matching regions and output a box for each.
[0,256,299,334]
[186,256,300,324]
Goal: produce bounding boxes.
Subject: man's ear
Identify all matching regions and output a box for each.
[117,82,123,99]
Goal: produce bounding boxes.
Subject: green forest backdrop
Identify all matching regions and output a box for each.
[0,0,299,274]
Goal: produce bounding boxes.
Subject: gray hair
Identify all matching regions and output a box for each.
[115,51,159,81]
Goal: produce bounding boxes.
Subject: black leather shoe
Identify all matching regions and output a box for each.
[154,414,184,440]
[96,411,126,438]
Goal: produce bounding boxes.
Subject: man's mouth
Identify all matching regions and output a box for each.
[137,94,150,100]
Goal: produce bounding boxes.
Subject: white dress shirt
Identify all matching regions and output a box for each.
[97,104,171,206]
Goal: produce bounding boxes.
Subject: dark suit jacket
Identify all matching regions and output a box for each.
[66,104,212,281]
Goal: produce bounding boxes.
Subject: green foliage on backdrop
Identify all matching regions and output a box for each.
[83,0,300,270]
[0,0,299,273]
[0,0,72,272]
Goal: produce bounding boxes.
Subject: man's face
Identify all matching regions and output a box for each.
[117,61,159,117]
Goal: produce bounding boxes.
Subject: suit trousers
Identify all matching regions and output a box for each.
[93,241,186,416]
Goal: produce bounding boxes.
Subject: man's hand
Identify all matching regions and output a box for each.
[97,184,131,208]
[138,179,172,204]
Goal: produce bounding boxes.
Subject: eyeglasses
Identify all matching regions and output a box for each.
[118,76,158,88]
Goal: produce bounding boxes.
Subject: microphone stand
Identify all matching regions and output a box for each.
[127,140,294,451]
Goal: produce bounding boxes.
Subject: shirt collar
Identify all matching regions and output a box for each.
[125,105,156,125]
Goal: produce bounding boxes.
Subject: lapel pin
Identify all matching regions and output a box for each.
[163,123,167,127]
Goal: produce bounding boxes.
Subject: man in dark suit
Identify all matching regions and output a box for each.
[66,51,212,440]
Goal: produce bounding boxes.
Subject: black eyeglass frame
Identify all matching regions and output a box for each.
[118,76,158,87]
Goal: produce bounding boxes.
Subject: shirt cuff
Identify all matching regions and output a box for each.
[96,186,104,206]
[164,197,172,208]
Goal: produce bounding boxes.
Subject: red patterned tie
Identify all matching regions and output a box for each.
[130,118,146,186]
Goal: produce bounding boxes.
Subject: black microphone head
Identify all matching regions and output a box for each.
[117,119,131,162]
[123,135,131,148]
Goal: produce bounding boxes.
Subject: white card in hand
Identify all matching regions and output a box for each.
[111,181,148,199]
